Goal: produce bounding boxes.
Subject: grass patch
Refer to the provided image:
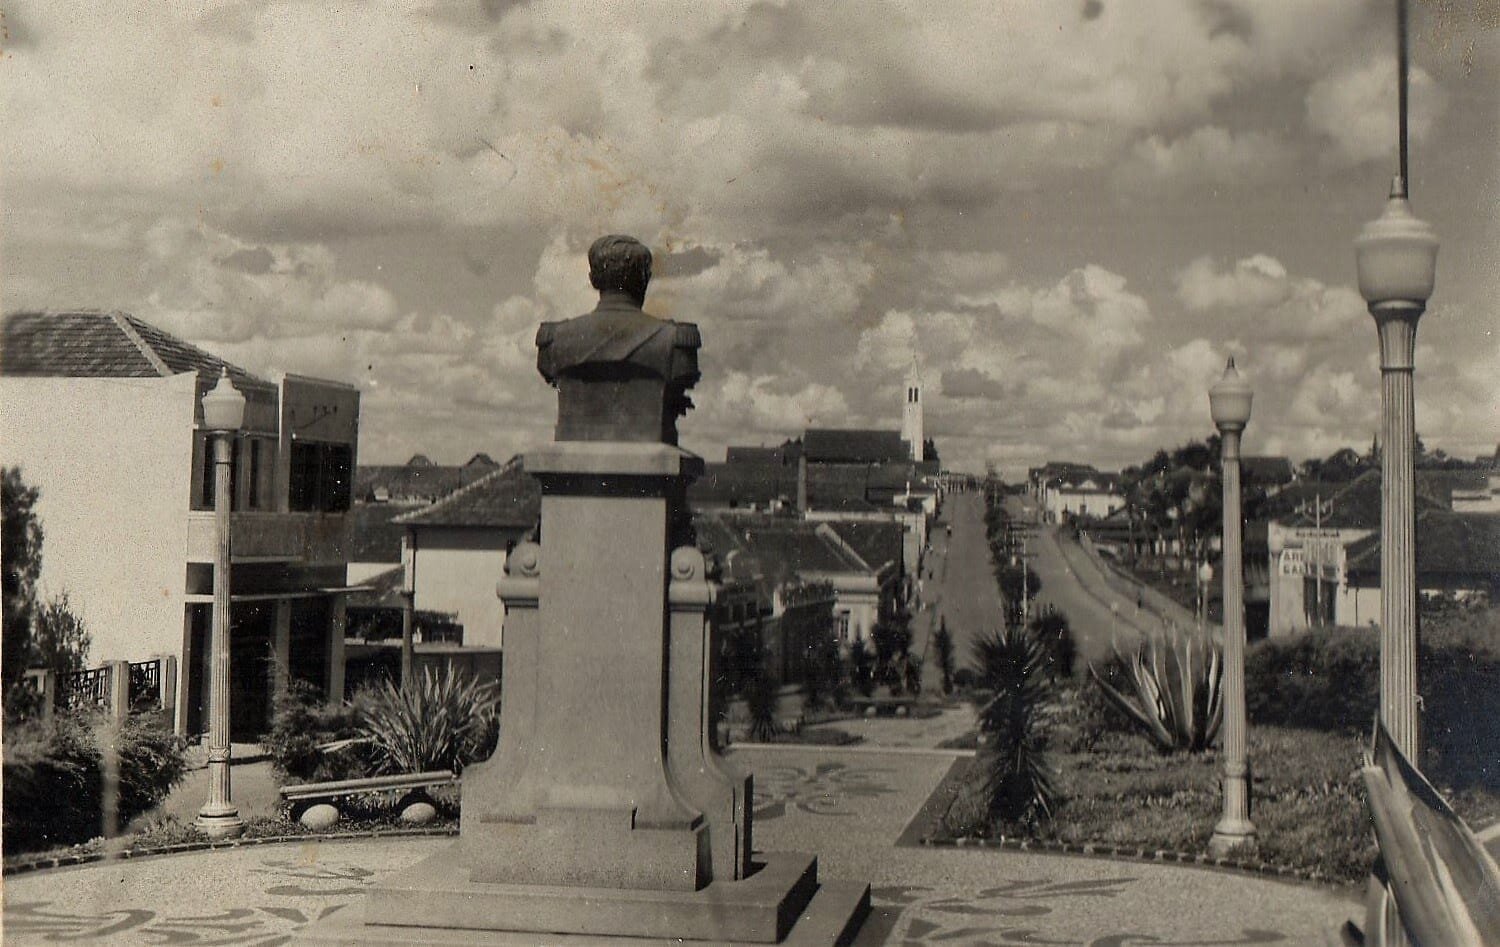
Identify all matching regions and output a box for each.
[931,721,1500,883]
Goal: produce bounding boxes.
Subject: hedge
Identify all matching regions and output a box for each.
[3,713,186,854]
[1245,613,1500,791]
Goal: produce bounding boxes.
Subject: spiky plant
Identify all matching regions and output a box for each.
[1354,722,1500,946]
[969,625,1058,828]
[356,668,499,775]
[1090,628,1221,753]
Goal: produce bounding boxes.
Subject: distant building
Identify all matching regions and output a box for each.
[1265,470,1449,636]
[356,452,500,503]
[1028,462,1124,523]
[1341,511,1500,622]
[393,459,538,649]
[1,310,359,737]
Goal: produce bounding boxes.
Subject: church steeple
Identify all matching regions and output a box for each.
[902,353,924,462]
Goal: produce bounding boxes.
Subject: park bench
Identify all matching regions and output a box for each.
[279,769,459,828]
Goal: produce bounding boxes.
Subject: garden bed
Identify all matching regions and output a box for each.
[929,723,1500,884]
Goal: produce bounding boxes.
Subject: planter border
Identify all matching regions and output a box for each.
[3,825,458,877]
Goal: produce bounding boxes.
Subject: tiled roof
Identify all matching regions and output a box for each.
[803,428,908,464]
[1,309,273,390]
[823,519,905,572]
[1281,470,1447,530]
[687,462,798,509]
[394,461,540,529]
[694,512,871,590]
[724,445,795,466]
[348,502,418,562]
[806,465,875,512]
[356,462,500,503]
[1345,511,1500,584]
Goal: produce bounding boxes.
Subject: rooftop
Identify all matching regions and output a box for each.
[1,309,275,391]
[803,428,909,465]
[394,460,540,530]
[1345,511,1500,584]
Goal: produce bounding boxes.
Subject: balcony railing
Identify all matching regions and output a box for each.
[187,510,349,564]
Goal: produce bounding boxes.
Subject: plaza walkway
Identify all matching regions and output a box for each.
[4,740,1359,945]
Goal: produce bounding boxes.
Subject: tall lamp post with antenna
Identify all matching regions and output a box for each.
[1354,0,1437,764]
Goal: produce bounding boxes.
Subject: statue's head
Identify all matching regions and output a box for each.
[587,234,652,305]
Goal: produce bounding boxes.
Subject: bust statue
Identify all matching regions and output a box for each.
[536,235,701,444]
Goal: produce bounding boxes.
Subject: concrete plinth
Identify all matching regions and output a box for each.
[297,439,863,943]
[297,851,868,945]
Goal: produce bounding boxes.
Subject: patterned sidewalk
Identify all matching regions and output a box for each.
[3,744,1358,946]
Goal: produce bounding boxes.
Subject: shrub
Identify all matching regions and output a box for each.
[848,637,875,698]
[801,617,843,711]
[1028,608,1076,680]
[1245,614,1500,791]
[266,679,367,783]
[357,668,499,775]
[745,671,781,742]
[1090,628,1222,753]
[3,713,186,854]
[967,626,1058,829]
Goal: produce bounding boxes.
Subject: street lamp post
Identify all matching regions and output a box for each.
[197,369,246,839]
[1209,356,1255,855]
[1354,2,1438,764]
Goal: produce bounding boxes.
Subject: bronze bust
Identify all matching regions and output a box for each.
[536,235,701,445]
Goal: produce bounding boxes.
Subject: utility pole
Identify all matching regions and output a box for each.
[1296,493,1334,626]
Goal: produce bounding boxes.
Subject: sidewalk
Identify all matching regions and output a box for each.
[4,742,1359,945]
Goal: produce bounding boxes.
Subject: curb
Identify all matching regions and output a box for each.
[2,825,458,878]
[918,833,1351,890]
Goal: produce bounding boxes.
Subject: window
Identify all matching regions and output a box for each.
[196,433,241,511]
[289,441,353,512]
[835,610,851,643]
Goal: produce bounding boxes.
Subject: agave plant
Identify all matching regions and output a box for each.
[969,625,1058,827]
[1348,722,1500,946]
[356,668,499,775]
[1090,627,1222,753]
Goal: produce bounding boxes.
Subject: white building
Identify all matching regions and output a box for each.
[1,310,359,736]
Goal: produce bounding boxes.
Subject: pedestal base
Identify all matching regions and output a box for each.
[294,850,867,946]
[1208,820,1257,857]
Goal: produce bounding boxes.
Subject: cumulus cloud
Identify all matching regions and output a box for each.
[1115,126,1295,189]
[1305,60,1448,167]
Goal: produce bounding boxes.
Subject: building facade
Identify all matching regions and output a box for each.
[1,310,359,737]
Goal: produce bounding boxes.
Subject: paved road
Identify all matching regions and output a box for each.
[3,744,1360,945]
[913,490,1006,689]
[1000,497,1163,667]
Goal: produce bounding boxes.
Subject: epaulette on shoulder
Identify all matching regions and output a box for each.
[535,321,557,347]
[675,322,702,347]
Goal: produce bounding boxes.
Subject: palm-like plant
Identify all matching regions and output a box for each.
[970,626,1058,828]
[1090,628,1222,753]
[1351,722,1500,946]
[357,668,499,775]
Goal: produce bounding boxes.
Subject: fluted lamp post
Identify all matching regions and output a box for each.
[1354,2,1438,764]
[1209,356,1255,855]
[196,368,246,839]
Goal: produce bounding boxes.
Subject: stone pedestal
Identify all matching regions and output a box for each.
[298,442,867,944]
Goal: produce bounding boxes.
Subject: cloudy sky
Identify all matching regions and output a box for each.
[4,1,1497,475]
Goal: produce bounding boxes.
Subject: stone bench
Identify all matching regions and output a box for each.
[279,770,458,829]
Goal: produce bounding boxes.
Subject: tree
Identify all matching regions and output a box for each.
[922,438,940,463]
[32,593,91,680]
[3,467,46,693]
[933,618,956,696]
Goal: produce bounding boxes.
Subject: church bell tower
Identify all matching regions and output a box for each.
[902,355,924,462]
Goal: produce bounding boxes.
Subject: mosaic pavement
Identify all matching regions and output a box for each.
[2,747,1357,946]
